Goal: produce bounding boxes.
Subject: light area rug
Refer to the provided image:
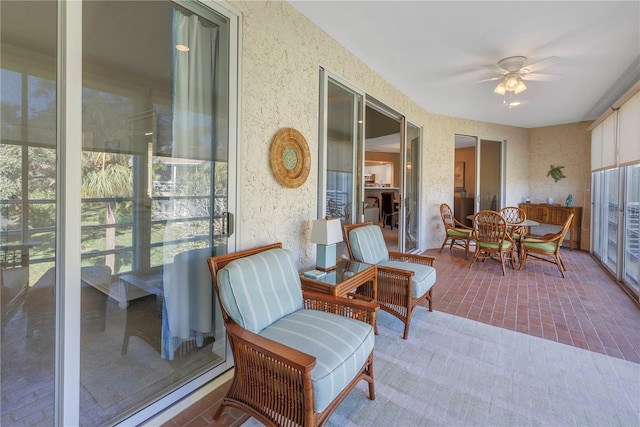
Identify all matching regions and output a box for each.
[247,308,640,426]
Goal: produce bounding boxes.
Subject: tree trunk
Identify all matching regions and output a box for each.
[105,202,116,271]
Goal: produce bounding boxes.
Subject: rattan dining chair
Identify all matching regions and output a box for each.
[519,213,574,278]
[499,206,528,258]
[207,243,377,426]
[469,210,516,276]
[439,203,474,259]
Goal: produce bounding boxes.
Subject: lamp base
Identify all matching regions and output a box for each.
[316,244,337,271]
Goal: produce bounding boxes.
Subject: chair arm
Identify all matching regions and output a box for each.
[388,251,436,266]
[302,290,379,327]
[225,321,316,372]
[452,218,473,230]
[522,233,562,244]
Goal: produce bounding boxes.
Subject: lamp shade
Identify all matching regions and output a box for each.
[311,218,343,245]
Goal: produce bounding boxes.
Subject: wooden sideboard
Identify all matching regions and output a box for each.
[519,203,582,250]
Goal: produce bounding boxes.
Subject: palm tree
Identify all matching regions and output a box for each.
[81,152,132,271]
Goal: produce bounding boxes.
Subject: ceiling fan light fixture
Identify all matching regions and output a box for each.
[494,81,507,95]
[505,75,520,90]
[514,80,527,94]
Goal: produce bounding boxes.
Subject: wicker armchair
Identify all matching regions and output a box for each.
[439,203,474,258]
[207,243,377,426]
[343,222,437,340]
[1,244,30,327]
[469,210,516,276]
[519,213,574,277]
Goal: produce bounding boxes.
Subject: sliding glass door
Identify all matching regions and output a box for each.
[593,165,640,297]
[404,122,421,252]
[319,72,364,258]
[1,1,237,425]
[319,70,422,253]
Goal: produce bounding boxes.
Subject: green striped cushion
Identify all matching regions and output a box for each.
[523,241,557,251]
[260,309,374,413]
[378,260,436,298]
[217,248,303,333]
[479,240,513,250]
[448,228,472,237]
[348,225,390,264]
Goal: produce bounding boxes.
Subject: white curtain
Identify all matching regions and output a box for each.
[162,9,218,360]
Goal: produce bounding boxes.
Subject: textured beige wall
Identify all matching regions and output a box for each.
[224,0,585,264]
[227,0,439,262]
[528,122,592,249]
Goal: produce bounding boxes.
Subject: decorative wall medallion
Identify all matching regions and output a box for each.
[547,165,566,182]
[270,128,311,188]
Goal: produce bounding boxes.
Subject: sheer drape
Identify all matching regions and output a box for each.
[162,9,218,360]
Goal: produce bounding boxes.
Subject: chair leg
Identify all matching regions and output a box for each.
[555,255,566,278]
[439,237,449,253]
[468,247,480,268]
[519,251,527,270]
[402,321,411,340]
[499,253,507,276]
[213,402,227,420]
[559,254,567,271]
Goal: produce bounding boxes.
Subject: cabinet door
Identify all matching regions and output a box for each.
[522,205,546,222]
[548,207,572,225]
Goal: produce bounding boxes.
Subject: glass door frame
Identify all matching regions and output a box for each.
[56,1,239,424]
[318,70,365,224]
[475,137,506,212]
[403,120,422,253]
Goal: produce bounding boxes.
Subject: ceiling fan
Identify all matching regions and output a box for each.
[487,55,560,95]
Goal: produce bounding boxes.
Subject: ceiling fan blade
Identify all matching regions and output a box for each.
[521,73,561,82]
[480,64,506,75]
[522,56,560,73]
[472,76,502,83]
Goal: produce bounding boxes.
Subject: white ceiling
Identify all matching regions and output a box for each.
[289,1,640,129]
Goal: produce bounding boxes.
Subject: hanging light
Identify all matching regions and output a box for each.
[494,73,527,95]
[514,79,527,94]
[494,81,507,95]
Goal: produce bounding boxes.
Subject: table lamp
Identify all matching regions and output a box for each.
[311,218,343,271]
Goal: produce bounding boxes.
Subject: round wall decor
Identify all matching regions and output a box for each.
[270,127,311,188]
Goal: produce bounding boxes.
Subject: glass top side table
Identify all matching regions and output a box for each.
[300,259,377,301]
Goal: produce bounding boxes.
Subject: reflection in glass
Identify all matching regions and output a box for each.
[78,2,229,424]
[3,1,232,424]
[623,165,639,291]
[602,168,619,272]
[405,123,420,252]
[1,1,57,425]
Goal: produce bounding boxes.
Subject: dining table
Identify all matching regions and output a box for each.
[466,214,540,228]
[466,215,540,265]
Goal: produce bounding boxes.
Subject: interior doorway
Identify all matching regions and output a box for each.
[364,105,402,250]
[454,134,505,222]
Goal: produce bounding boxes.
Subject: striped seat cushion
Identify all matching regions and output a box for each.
[378,260,437,298]
[522,240,558,251]
[260,309,375,413]
[348,225,390,264]
[479,240,513,251]
[448,227,472,237]
[217,248,303,333]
